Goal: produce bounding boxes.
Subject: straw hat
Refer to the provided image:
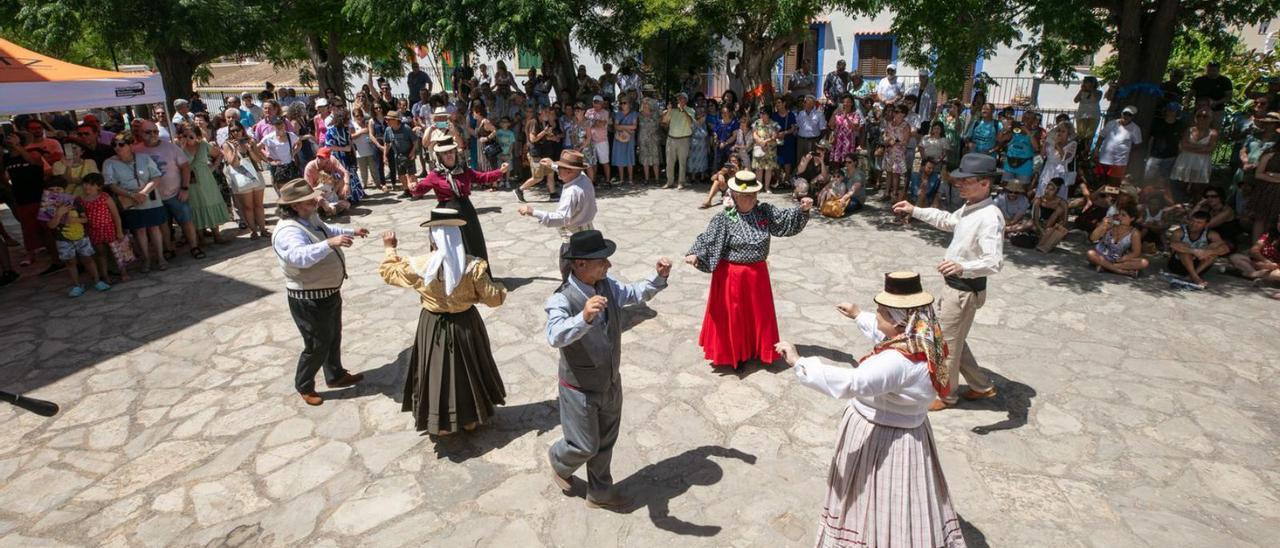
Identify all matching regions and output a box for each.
[419,208,467,228]
[728,170,762,193]
[874,272,935,309]
[277,178,324,204]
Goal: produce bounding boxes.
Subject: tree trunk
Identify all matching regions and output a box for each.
[306,31,347,97]
[738,31,804,105]
[541,38,578,104]
[153,47,202,112]
[1111,0,1180,181]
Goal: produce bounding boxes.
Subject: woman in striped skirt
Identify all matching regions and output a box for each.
[776,272,966,548]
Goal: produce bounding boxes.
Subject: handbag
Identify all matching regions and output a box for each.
[820,197,848,218]
[753,145,765,159]
[109,235,137,266]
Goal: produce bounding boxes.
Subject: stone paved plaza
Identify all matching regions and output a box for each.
[0,183,1277,547]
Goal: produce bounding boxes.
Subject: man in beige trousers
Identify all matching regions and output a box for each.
[893,153,1004,411]
[661,92,694,189]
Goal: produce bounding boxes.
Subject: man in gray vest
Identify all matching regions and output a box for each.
[272,178,371,406]
[545,230,671,508]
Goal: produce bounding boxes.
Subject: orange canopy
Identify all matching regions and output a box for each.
[0,37,166,115]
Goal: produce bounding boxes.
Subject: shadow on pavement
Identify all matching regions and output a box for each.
[493,275,559,292]
[965,371,1037,435]
[430,399,560,463]
[610,445,757,537]
[621,303,658,332]
[959,515,990,548]
[795,343,858,366]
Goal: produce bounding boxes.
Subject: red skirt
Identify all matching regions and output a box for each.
[698,260,780,368]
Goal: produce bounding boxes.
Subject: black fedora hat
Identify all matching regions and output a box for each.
[874,271,934,309]
[419,207,467,228]
[949,153,1000,179]
[562,230,617,260]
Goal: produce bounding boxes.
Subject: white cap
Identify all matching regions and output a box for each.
[315,98,329,107]
[886,64,897,72]
[1122,105,1137,115]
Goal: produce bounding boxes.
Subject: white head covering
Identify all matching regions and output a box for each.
[418,226,467,296]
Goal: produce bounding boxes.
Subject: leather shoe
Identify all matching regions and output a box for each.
[927,399,950,412]
[300,392,323,406]
[551,468,572,493]
[327,372,364,389]
[961,387,998,400]
[585,491,631,510]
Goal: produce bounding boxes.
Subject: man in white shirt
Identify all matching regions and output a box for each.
[909,72,938,122]
[517,150,598,279]
[876,65,906,105]
[1093,105,1143,187]
[892,153,1004,411]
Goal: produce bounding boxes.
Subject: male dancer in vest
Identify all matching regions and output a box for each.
[272,179,371,406]
[518,150,597,279]
[892,153,1005,411]
[545,230,671,508]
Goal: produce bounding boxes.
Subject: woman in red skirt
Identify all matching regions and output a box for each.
[684,170,813,369]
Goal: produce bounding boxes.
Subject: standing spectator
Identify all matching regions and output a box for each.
[1161,68,1185,106]
[351,108,384,192]
[189,93,208,114]
[133,120,201,260]
[1074,76,1103,150]
[585,96,612,183]
[40,178,109,296]
[637,98,662,183]
[918,121,950,167]
[1144,103,1184,199]
[884,105,914,202]
[687,106,712,183]
[1000,115,1039,188]
[324,105,365,203]
[261,116,303,184]
[240,92,265,127]
[382,112,419,194]
[50,140,100,197]
[752,108,781,191]
[223,124,271,237]
[1249,123,1280,240]
[795,95,827,160]
[875,65,906,105]
[1169,108,1219,202]
[940,101,965,169]
[177,125,230,245]
[407,61,432,100]
[710,105,739,171]
[1190,62,1233,127]
[1093,106,1143,188]
[171,99,195,127]
[771,97,798,184]
[823,60,851,117]
[828,95,861,163]
[24,119,64,163]
[78,173,127,283]
[102,133,166,272]
[1037,123,1077,200]
[612,99,638,184]
[964,103,1000,155]
[515,105,563,202]
[788,65,816,99]
[662,93,696,190]
[5,131,65,273]
[909,72,938,122]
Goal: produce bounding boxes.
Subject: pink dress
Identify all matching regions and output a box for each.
[885,121,912,175]
[830,110,861,162]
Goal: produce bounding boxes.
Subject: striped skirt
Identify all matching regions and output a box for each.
[815,407,966,548]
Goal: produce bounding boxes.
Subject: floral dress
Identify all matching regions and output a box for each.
[885,120,912,175]
[325,124,365,203]
[569,120,596,165]
[752,120,780,170]
[638,107,662,166]
[830,110,861,162]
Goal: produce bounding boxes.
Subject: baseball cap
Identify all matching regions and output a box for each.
[886,64,897,72]
[592,95,603,102]
[315,98,329,107]
[1121,105,1137,116]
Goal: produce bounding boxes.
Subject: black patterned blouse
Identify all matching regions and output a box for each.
[686,202,810,273]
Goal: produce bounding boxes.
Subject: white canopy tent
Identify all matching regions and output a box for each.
[0,37,166,116]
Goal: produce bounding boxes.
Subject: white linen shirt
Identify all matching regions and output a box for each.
[910,197,1005,278]
[795,312,937,428]
[533,173,597,241]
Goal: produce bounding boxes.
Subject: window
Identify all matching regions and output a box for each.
[856,37,893,77]
[783,27,821,78]
[517,48,542,71]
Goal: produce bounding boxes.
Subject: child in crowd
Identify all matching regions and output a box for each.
[39,178,109,297]
[495,117,516,188]
[79,173,129,283]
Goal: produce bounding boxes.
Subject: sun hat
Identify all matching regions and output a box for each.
[561,230,617,260]
[316,147,332,159]
[874,272,935,309]
[434,141,458,153]
[432,107,449,117]
[315,98,329,107]
[277,178,324,204]
[949,153,1000,179]
[728,170,762,193]
[553,150,589,171]
[1004,180,1028,194]
[419,207,467,228]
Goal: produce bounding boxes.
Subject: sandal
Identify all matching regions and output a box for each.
[163,250,176,261]
[190,247,206,260]
[158,261,169,271]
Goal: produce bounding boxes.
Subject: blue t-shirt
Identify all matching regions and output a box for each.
[1003,131,1035,175]
[969,119,1000,154]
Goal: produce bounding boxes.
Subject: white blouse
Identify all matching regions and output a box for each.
[794,312,937,428]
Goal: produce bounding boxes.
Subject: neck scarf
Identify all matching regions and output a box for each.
[859,305,951,398]
[418,226,467,296]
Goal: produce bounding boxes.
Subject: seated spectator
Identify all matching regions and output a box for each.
[1012,178,1070,252]
[1138,192,1179,251]
[701,161,739,209]
[817,154,866,218]
[302,147,351,216]
[1086,199,1149,277]
[793,144,830,200]
[1166,210,1230,288]
[995,181,1031,235]
[1073,185,1119,234]
[1229,213,1280,299]
[1189,188,1241,247]
[908,157,942,208]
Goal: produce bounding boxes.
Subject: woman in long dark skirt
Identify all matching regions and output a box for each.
[378,208,508,435]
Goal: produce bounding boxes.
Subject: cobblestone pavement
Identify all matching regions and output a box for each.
[0,183,1277,547]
